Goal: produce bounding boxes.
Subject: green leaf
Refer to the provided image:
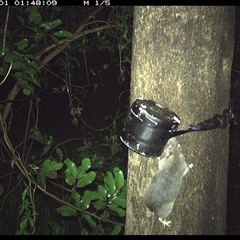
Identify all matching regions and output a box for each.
[42,159,63,171]
[39,19,62,32]
[12,61,26,70]
[118,15,129,39]
[81,228,89,235]
[18,205,26,218]
[90,191,99,201]
[93,200,105,210]
[28,62,40,73]
[34,32,45,42]
[24,54,35,60]
[24,68,34,79]
[118,191,126,199]
[15,39,28,50]
[49,221,65,235]
[100,210,109,220]
[20,218,28,231]
[83,214,97,228]
[15,229,29,235]
[71,190,81,208]
[17,79,33,95]
[21,187,29,201]
[77,171,96,187]
[108,202,125,217]
[56,148,63,161]
[64,158,78,186]
[15,71,30,81]
[11,50,22,58]
[110,225,121,235]
[28,7,42,25]
[98,185,107,201]
[30,76,41,87]
[30,129,49,144]
[41,159,63,179]
[26,26,38,33]
[28,217,34,227]
[57,205,76,217]
[77,158,91,179]
[104,171,116,196]
[53,30,73,40]
[14,69,33,95]
[112,196,126,208]
[23,89,31,96]
[33,12,42,25]
[50,35,59,46]
[4,52,19,62]
[24,68,41,87]
[81,190,91,210]
[113,167,124,190]
[37,170,46,190]
[33,134,52,154]
[42,136,53,155]
[17,15,25,25]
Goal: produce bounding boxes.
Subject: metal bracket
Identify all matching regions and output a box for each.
[188,99,237,132]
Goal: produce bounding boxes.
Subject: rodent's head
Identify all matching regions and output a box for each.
[160,137,183,159]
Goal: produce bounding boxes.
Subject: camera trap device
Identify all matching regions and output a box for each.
[120,98,237,158]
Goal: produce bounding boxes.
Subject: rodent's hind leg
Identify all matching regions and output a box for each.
[158,217,171,228]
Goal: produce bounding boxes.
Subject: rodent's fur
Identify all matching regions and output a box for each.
[143,137,189,220]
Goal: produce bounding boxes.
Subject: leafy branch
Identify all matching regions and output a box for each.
[0,7,123,132]
[0,6,132,234]
[0,113,125,234]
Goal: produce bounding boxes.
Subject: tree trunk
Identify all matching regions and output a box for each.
[125,6,235,235]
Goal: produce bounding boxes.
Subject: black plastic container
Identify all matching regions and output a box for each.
[120,98,181,158]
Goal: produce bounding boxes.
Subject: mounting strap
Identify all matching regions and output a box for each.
[188,99,237,132]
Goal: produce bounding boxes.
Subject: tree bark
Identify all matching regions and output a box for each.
[125,6,235,235]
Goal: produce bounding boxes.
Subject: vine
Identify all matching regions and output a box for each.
[0,6,132,234]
